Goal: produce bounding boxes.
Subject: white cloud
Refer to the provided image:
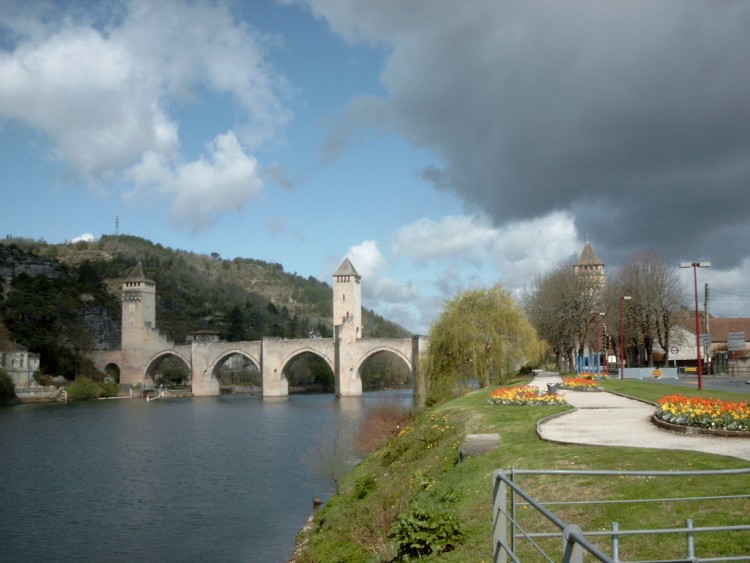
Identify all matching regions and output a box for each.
[126,131,263,232]
[346,240,386,278]
[69,233,95,244]
[0,0,289,231]
[392,214,497,264]
[491,211,580,292]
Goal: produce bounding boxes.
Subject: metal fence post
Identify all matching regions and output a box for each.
[493,471,507,563]
[686,518,695,560]
[562,524,584,563]
[611,521,619,561]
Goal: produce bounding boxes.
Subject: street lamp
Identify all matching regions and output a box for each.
[620,295,631,380]
[680,261,711,390]
[595,312,605,380]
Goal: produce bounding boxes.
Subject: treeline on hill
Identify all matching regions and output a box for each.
[0,235,410,383]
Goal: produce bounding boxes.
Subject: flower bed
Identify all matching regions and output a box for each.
[655,394,750,432]
[577,371,608,381]
[488,385,566,406]
[561,377,602,391]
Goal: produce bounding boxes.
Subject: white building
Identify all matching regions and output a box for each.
[1,342,40,388]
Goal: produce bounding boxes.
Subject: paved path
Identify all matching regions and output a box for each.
[531,372,750,462]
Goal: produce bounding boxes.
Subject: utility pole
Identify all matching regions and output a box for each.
[704,283,711,375]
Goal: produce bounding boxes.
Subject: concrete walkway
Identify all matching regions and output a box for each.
[531,372,750,462]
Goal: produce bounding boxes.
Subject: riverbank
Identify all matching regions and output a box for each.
[292,378,750,561]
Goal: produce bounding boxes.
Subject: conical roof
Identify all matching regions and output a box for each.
[333,257,360,279]
[125,262,153,283]
[577,242,603,266]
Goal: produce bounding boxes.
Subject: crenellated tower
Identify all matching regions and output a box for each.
[332,257,362,341]
[332,257,362,396]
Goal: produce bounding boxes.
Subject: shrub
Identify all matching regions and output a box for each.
[353,474,377,500]
[0,370,16,405]
[100,383,119,398]
[66,376,102,401]
[389,503,463,559]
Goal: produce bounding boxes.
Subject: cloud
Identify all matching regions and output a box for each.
[126,131,262,232]
[309,0,750,270]
[392,215,497,264]
[346,240,387,278]
[0,0,289,230]
[69,233,95,244]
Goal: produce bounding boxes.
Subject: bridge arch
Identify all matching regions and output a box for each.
[279,348,335,393]
[356,345,412,372]
[208,350,261,392]
[104,362,121,383]
[145,350,192,387]
[355,346,414,390]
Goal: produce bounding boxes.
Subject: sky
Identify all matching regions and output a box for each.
[1,0,749,335]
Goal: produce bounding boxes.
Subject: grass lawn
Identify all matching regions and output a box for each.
[294,378,750,562]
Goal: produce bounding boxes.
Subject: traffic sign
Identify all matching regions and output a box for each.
[728,332,745,352]
[670,346,679,355]
[700,333,712,347]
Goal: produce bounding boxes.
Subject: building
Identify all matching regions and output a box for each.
[574,240,605,290]
[0,342,40,388]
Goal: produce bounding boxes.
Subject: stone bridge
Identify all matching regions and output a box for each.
[91,259,429,398]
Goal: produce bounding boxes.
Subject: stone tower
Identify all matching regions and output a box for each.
[333,257,362,341]
[120,263,157,385]
[574,241,605,290]
[333,257,362,396]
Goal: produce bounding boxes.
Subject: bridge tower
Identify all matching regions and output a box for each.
[120,263,156,385]
[333,258,362,396]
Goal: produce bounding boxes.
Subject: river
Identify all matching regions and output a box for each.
[0,390,412,562]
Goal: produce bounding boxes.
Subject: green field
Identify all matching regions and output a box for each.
[295,379,750,562]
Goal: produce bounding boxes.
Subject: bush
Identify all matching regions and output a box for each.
[0,370,16,405]
[100,382,119,398]
[353,475,377,500]
[66,376,102,401]
[389,503,463,559]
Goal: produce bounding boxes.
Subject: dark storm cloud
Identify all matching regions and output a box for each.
[314,0,750,267]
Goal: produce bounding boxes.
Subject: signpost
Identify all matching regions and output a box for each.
[727,332,745,378]
[728,332,745,352]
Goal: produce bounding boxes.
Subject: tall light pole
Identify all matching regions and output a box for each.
[680,261,711,390]
[620,295,631,380]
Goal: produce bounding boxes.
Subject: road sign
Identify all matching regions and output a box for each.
[670,346,679,355]
[728,332,745,352]
[700,333,712,347]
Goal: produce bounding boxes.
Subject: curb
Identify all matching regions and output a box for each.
[650,414,750,438]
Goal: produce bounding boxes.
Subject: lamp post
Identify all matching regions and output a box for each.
[620,295,631,380]
[595,312,605,380]
[680,261,711,390]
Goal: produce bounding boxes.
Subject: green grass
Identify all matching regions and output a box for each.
[294,379,750,562]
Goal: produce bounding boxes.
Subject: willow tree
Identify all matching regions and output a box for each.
[424,284,543,405]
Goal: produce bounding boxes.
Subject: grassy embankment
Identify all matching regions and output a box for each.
[294,378,750,562]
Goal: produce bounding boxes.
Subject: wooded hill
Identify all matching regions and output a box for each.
[0,235,410,378]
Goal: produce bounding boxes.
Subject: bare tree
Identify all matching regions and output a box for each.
[609,251,686,367]
[523,260,601,372]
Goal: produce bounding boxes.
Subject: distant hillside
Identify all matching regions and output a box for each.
[0,235,410,377]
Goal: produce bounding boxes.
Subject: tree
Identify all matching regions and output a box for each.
[0,369,16,405]
[425,284,542,404]
[607,250,685,367]
[523,260,601,372]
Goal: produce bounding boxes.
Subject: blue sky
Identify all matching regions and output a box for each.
[2,0,750,334]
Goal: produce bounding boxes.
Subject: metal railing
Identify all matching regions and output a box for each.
[492,467,750,563]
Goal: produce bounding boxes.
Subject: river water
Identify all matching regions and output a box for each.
[0,391,411,562]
